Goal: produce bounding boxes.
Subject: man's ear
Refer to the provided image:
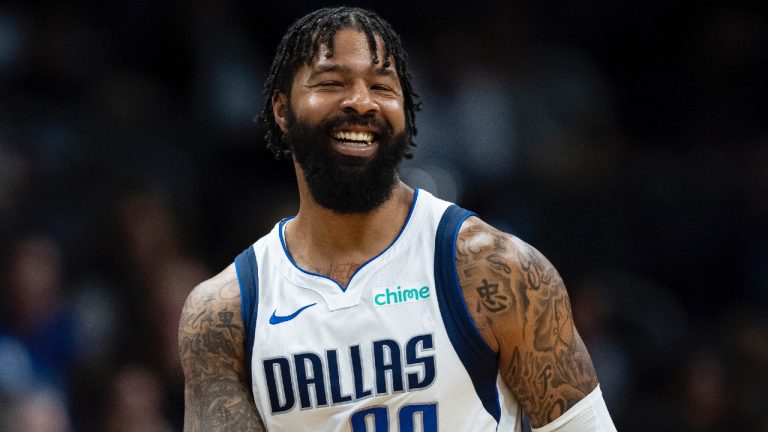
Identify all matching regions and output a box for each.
[272,91,289,133]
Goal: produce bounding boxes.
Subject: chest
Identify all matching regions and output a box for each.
[252,251,449,405]
[256,249,440,353]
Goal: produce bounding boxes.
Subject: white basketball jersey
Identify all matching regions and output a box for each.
[234,189,522,431]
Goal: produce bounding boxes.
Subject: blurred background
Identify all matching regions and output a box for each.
[0,0,766,431]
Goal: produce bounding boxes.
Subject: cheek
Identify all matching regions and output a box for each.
[381,100,406,133]
[304,93,334,110]
[292,93,337,123]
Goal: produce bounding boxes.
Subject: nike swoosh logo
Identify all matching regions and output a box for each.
[269,303,317,325]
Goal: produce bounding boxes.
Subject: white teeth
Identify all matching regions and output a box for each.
[333,131,374,143]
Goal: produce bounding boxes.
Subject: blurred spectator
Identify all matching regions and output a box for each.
[2,386,73,432]
[147,256,211,428]
[721,307,768,431]
[677,349,727,432]
[102,365,173,432]
[147,257,210,375]
[112,191,184,286]
[571,279,632,419]
[0,235,76,391]
[0,334,34,399]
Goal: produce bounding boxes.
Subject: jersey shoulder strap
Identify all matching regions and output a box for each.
[234,245,259,388]
[433,204,501,423]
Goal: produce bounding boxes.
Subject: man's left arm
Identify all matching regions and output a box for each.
[456,217,616,431]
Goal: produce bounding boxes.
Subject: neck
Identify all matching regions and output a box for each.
[284,163,414,286]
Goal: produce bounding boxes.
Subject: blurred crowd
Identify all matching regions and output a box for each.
[1,1,767,431]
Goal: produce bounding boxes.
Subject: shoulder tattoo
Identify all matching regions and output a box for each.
[457,219,598,427]
[179,276,266,431]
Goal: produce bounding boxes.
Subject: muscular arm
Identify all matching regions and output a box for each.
[456,217,598,428]
[178,265,266,431]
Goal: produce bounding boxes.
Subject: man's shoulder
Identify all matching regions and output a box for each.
[455,215,562,298]
[179,263,246,369]
[179,263,262,429]
[454,216,567,350]
[182,264,241,321]
[455,221,602,429]
[456,216,528,266]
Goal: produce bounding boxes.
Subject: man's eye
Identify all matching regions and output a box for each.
[371,85,392,92]
[318,82,343,87]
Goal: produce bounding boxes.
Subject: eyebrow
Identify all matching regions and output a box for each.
[310,63,397,78]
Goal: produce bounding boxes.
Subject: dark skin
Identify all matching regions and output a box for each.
[179,266,266,431]
[179,28,598,430]
[273,28,412,285]
[456,217,598,426]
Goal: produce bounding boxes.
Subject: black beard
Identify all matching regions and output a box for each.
[285,110,409,214]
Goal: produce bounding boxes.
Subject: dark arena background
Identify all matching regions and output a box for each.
[1,1,767,431]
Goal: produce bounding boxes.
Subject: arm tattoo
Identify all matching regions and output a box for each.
[179,276,266,431]
[457,220,598,427]
[476,278,510,313]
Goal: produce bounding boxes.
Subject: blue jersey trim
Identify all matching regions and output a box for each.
[234,246,259,391]
[278,189,421,292]
[434,205,502,424]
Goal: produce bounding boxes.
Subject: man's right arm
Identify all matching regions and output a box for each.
[178,265,266,431]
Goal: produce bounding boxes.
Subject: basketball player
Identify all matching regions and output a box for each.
[179,7,616,431]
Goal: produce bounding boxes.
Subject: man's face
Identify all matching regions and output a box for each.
[276,29,409,214]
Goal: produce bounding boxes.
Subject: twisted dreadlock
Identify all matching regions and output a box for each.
[258,7,421,159]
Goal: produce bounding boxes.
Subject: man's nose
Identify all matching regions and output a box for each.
[340,81,379,115]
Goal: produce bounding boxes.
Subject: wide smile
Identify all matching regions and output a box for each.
[331,129,379,157]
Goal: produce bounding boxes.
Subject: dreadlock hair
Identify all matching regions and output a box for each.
[259,7,421,160]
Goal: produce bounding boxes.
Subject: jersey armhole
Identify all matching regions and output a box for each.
[434,205,502,423]
[234,246,259,392]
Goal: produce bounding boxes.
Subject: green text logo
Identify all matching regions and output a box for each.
[373,285,431,306]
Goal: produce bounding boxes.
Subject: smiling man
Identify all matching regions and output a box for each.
[179,7,616,432]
